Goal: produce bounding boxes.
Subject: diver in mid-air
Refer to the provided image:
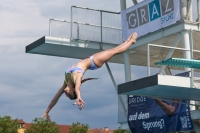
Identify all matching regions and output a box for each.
[42,32,138,121]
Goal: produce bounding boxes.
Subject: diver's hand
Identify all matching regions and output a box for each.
[73,97,86,110]
[41,112,51,122]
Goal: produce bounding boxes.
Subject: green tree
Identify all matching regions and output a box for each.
[114,127,130,133]
[0,116,20,133]
[25,118,61,133]
[69,122,89,133]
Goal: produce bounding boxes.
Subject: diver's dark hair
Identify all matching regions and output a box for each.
[67,92,76,100]
[69,78,98,100]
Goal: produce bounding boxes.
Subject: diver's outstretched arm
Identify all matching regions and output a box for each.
[73,73,86,110]
[42,83,66,121]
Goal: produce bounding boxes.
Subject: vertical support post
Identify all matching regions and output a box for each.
[198,0,200,29]
[181,30,195,112]
[186,0,193,20]
[120,1,132,132]
[198,0,200,18]
[182,0,188,20]
[49,19,51,36]
[189,30,194,89]
[181,31,191,60]
[182,29,194,133]
[147,44,150,76]
[124,53,132,81]
[100,11,103,50]
[120,0,131,81]
[120,0,126,11]
[77,23,79,40]
[123,50,131,121]
[189,32,195,133]
[198,0,200,19]
[70,6,73,39]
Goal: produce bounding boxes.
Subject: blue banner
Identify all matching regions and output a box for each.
[128,73,194,133]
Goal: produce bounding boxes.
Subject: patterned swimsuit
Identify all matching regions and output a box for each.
[64,55,99,85]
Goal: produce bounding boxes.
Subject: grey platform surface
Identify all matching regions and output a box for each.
[118,74,200,101]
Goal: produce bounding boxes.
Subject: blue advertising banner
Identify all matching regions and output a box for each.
[128,73,194,133]
[128,96,193,133]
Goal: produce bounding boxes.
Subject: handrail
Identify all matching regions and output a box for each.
[72,5,120,14]
[50,19,122,30]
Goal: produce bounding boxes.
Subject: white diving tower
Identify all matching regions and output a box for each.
[26,0,200,132]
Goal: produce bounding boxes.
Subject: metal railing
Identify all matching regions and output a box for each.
[49,19,71,38]
[71,6,122,46]
[49,1,200,43]
[49,6,122,45]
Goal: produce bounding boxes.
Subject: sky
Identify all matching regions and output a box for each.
[0,0,145,129]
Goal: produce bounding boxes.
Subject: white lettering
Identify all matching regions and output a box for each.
[129,96,147,104]
[129,112,138,121]
[128,14,137,27]
[151,3,159,19]
[165,0,172,13]
[140,9,147,23]
[138,112,149,120]
[129,112,150,121]
[142,119,165,130]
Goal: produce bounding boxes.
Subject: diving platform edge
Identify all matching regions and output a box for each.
[26,36,102,59]
[118,74,200,101]
[25,36,128,63]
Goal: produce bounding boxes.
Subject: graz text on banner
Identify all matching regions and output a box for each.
[121,0,181,41]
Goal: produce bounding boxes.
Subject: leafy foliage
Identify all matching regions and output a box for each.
[114,127,130,133]
[0,116,20,133]
[69,122,89,133]
[25,118,61,133]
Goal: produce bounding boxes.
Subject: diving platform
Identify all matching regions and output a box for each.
[26,36,127,63]
[118,74,200,101]
[26,36,102,59]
